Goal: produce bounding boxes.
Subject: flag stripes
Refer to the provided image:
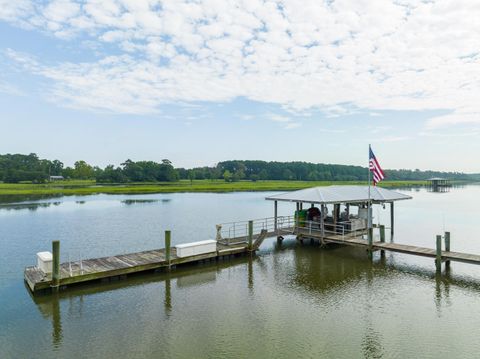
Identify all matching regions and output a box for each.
[369,147,385,186]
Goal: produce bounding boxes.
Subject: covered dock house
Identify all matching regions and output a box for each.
[265,185,412,244]
[428,178,451,192]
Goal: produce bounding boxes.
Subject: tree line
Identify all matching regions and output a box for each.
[0,153,477,184]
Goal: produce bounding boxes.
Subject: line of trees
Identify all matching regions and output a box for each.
[179,160,477,182]
[0,153,478,183]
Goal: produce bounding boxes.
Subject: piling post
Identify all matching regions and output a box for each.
[444,231,450,268]
[367,227,373,260]
[52,240,60,292]
[379,224,385,258]
[248,220,253,251]
[390,202,394,236]
[436,234,442,273]
[165,230,171,269]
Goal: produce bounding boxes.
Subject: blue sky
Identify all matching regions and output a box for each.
[1,1,479,172]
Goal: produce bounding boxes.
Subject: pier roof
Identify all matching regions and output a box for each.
[265,185,412,205]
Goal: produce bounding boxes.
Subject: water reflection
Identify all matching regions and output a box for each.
[0,201,62,211]
[121,199,160,205]
[287,243,381,292]
[28,256,251,349]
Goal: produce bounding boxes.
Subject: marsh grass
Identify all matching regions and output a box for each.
[0,179,428,198]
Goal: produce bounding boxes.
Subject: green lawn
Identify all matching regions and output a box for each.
[0,179,428,198]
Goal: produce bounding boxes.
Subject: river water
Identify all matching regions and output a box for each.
[1,185,480,358]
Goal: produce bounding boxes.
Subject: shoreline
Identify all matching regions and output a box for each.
[0,180,430,201]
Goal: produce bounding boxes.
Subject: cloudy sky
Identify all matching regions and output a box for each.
[1,0,479,171]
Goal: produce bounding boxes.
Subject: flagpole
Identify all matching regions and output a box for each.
[368,144,372,230]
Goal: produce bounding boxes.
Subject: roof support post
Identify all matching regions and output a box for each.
[274,200,278,233]
[321,204,325,237]
[390,202,394,236]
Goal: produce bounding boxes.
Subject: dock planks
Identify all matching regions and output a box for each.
[294,228,480,265]
[25,242,248,293]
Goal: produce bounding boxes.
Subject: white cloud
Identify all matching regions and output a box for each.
[375,136,411,143]
[267,114,291,123]
[425,112,480,129]
[1,0,480,126]
[284,122,301,130]
[0,80,24,96]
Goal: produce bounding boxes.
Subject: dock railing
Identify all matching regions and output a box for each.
[217,216,370,245]
[217,216,295,245]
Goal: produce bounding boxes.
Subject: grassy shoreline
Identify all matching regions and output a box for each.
[0,179,428,198]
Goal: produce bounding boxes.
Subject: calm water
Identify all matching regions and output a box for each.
[1,186,480,358]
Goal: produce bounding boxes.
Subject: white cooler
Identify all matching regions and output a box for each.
[37,251,53,274]
[176,240,217,258]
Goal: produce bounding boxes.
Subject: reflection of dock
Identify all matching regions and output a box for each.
[29,255,256,350]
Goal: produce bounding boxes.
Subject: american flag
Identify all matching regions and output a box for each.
[369,146,385,186]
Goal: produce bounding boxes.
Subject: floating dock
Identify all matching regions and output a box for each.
[25,228,268,294]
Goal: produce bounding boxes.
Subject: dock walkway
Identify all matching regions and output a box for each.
[25,242,248,293]
[294,228,480,265]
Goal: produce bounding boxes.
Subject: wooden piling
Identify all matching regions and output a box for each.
[436,234,442,272]
[165,230,171,269]
[248,220,253,251]
[367,227,373,259]
[379,224,385,257]
[445,231,450,268]
[52,240,60,291]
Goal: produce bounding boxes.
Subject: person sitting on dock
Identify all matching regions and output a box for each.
[307,205,321,221]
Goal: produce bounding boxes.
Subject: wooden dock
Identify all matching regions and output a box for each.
[294,228,480,266]
[25,221,271,294]
[25,241,250,293]
[25,216,480,295]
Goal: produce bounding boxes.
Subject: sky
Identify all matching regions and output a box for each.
[0,0,479,172]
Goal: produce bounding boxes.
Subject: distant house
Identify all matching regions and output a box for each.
[49,175,64,181]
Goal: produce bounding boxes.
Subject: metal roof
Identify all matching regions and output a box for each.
[265,185,412,204]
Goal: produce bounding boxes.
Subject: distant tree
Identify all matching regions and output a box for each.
[188,169,195,185]
[50,160,64,176]
[223,170,233,182]
[74,160,94,179]
[307,171,319,181]
[259,169,268,181]
[62,166,75,179]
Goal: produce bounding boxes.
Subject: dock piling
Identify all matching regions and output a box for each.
[52,240,60,292]
[367,227,373,260]
[379,225,386,258]
[165,230,171,269]
[248,220,253,251]
[436,234,442,272]
[445,231,451,268]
